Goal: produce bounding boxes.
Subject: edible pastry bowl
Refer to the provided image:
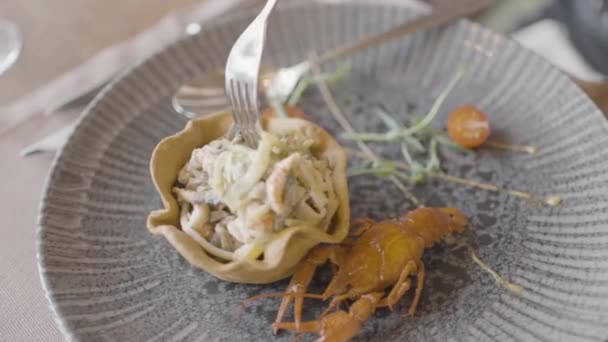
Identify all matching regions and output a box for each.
[147,111,350,284]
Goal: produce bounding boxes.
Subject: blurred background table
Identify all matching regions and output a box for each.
[0,0,200,105]
[0,1,606,341]
[0,1,200,341]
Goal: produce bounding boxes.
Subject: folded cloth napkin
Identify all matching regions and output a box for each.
[0,0,250,137]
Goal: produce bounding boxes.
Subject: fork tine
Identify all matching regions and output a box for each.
[230,79,258,146]
[238,81,250,125]
[243,83,256,130]
[225,0,279,147]
[247,83,261,142]
[247,83,262,142]
[238,82,253,142]
[230,79,244,124]
[227,80,244,136]
[245,82,259,117]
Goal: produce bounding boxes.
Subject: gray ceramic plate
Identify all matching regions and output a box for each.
[38,1,608,341]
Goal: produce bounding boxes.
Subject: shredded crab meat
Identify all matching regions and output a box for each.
[174,129,339,261]
[266,153,302,213]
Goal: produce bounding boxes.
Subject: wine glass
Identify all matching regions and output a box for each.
[0,18,21,75]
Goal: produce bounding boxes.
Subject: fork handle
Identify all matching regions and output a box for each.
[316,0,492,66]
[259,0,280,18]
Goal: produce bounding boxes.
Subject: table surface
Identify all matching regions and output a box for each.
[0,1,199,341]
[0,0,199,106]
[0,1,606,341]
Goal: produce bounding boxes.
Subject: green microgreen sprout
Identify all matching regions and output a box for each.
[270,98,289,118]
[343,66,467,184]
[287,62,351,106]
[434,133,473,153]
[342,66,464,144]
[285,61,468,186]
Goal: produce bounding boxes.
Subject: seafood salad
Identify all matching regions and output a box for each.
[174,126,340,262]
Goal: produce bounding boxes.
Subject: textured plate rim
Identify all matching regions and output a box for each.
[35,2,608,339]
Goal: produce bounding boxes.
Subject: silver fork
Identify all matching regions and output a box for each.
[224,0,279,148]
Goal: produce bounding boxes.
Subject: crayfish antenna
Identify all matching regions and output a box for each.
[288,333,306,342]
[233,291,325,329]
[241,292,325,307]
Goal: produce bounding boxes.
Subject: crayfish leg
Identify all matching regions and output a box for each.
[274,245,345,335]
[274,264,315,334]
[350,218,375,237]
[320,293,353,318]
[276,293,383,342]
[378,260,426,316]
[273,320,321,334]
[406,261,426,317]
[385,260,417,311]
